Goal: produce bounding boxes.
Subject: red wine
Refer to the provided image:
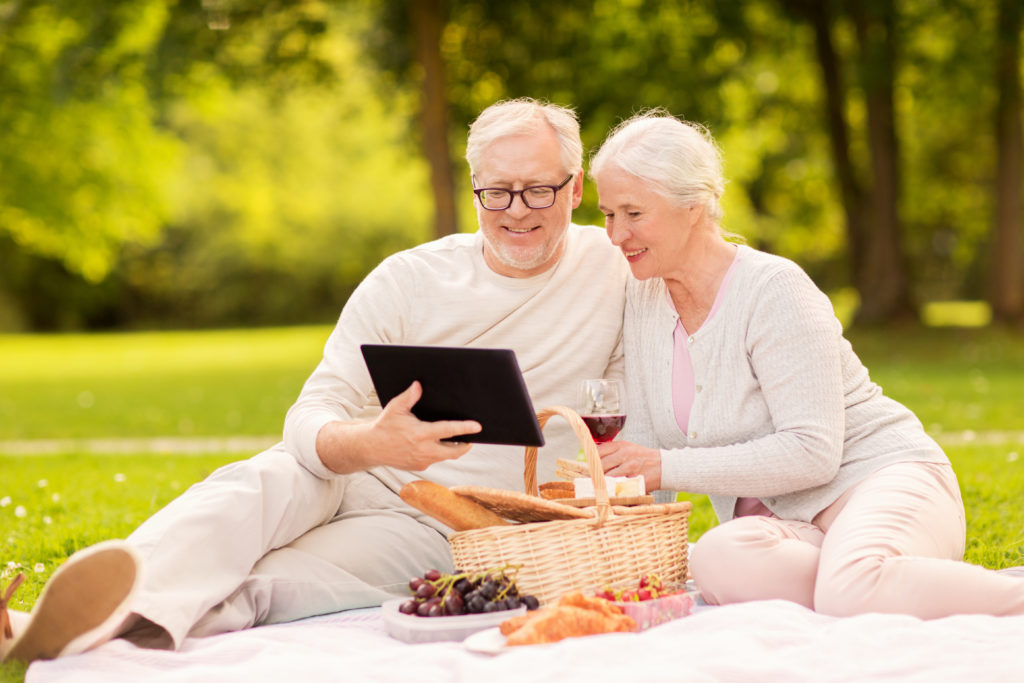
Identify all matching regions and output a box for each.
[581,414,626,443]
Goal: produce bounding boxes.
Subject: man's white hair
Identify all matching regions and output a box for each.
[466,98,583,178]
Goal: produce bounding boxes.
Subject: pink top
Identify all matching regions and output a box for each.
[670,247,772,518]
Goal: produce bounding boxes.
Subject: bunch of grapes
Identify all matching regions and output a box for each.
[399,566,541,617]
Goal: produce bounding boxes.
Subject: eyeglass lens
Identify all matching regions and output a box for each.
[479,187,557,210]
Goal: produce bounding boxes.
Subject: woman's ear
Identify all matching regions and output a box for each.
[689,203,707,229]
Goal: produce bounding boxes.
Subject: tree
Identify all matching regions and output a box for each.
[410,0,458,237]
[0,0,336,283]
[782,0,917,324]
[782,0,869,290]
[850,0,916,324]
[0,1,431,330]
[989,0,1024,323]
[0,0,180,282]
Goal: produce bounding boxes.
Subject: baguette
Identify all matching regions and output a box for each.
[399,480,510,531]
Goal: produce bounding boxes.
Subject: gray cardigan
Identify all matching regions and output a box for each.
[622,245,948,523]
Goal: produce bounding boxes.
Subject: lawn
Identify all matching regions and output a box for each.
[0,326,328,440]
[2,322,1024,681]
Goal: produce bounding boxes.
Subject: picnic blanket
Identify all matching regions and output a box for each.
[26,600,1024,682]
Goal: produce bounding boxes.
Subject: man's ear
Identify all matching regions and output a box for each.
[571,169,584,209]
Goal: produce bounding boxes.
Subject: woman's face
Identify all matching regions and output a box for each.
[596,167,701,281]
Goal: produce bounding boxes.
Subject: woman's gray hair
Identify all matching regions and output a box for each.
[466,98,583,177]
[590,110,725,224]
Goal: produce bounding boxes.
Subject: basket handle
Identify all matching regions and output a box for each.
[524,405,611,512]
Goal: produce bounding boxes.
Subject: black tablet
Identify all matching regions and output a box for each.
[360,344,545,447]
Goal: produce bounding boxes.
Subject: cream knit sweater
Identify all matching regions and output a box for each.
[622,245,949,523]
[283,224,629,492]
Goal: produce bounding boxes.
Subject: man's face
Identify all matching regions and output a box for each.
[473,124,583,278]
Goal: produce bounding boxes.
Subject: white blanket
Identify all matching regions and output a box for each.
[26,601,1024,682]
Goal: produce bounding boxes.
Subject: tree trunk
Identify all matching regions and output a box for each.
[802,0,868,285]
[989,0,1024,322]
[411,0,458,238]
[851,0,917,325]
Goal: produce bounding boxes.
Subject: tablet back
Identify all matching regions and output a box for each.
[360,344,545,447]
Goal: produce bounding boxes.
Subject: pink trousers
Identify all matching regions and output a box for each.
[690,461,1024,618]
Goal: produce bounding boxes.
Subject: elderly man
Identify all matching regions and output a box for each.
[1,97,628,663]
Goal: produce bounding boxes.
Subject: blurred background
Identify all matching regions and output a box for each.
[1,0,1022,332]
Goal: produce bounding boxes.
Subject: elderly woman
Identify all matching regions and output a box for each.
[590,111,1024,618]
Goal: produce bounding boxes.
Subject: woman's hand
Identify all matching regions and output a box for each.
[596,440,662,491]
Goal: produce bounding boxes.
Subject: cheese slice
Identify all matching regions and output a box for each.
[573,475,646,498]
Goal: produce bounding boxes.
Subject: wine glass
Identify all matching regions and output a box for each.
[577,379,627,443]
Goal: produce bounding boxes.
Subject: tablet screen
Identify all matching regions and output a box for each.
[360,344,545,447]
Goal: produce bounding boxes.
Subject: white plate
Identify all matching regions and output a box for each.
[463,626,507,655]
[381,599,525,644]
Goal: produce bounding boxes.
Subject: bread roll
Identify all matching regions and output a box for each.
[399,480,510,531]
[538,481,575,500]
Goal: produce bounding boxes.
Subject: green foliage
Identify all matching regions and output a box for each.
[0,0,181,282]
[898,0,1000,301]
[0,1,431,330]
[1,0,1022,332]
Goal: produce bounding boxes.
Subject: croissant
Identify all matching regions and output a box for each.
[500,591,636,646]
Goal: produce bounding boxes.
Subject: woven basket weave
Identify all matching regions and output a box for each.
[449,405,690,604]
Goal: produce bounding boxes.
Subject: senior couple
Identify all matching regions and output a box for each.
[4,98,1024,664]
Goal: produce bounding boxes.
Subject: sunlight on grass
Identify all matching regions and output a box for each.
[0,326,332,440]
[828,293,993,330]
[921,301,992,328]
[0,325,332,381]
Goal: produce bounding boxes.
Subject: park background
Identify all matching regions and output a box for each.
[2,4,1024,677]
[2,0,1023,331]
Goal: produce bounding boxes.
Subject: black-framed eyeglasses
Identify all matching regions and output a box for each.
[472,174,574,211]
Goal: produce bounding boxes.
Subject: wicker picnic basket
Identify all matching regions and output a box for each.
[449,405,691,604]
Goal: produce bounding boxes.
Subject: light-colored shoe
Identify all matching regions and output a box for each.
[1,540,141,663]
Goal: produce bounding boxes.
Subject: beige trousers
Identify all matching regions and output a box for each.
[122,446,453,649]
[690,461,1024,618]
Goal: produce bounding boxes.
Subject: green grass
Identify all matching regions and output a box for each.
[674,443,1024,567]
[845,326,1024,434]
[3,322,1024,682]
[1,453,241,682]
[1,453,242,604]
[0,325,330,440]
